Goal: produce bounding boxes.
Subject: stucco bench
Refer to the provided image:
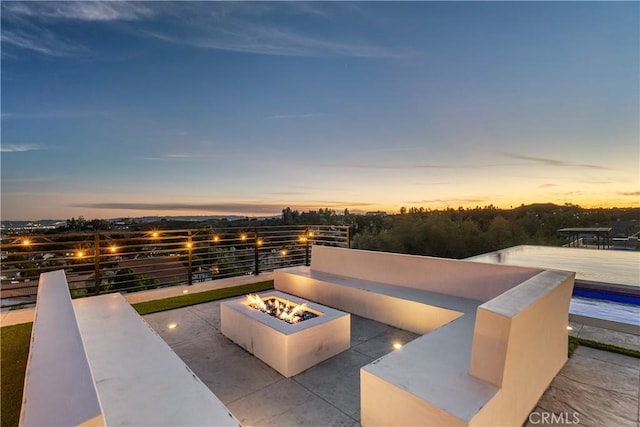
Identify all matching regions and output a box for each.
[20,270,240,427]
[274,246,575,426]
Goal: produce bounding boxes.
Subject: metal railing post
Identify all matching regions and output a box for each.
[188,231,193,286]
[346,226,350,248]
[94,233,101,295]
[254,228,260,275]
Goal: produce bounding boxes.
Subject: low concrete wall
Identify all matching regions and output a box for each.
[19,270,104,427]
[469,270,575,426]
[310,246,542,301]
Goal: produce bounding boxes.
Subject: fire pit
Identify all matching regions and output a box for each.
[220,291,350,377]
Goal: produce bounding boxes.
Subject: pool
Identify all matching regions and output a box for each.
[467,245,640,326]
[570,296,639,326]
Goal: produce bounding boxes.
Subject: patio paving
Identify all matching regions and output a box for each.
[144,297,640,427]
[144,299,419,426]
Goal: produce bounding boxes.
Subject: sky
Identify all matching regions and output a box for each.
[1,1,638,221]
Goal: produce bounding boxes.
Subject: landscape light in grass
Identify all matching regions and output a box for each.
[245,293,318,324]
[167,323,177,329]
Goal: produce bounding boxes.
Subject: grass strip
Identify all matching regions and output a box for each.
[570,336,640,359]
[132,280,274,315]
[1,322,33,427]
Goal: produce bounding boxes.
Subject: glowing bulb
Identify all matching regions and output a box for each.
[280,249,288,256]
[186,242,192,249]
[240,234,247,241]
[567,326,573,331]
[76,251,84,258]
[152,232,159,238]
[182,290,189,294]
[110,246,117,253]
[393,343,403,350]
[168,323,177,329]
[22,239,31,246]
[213,236,219,242]
[257,239,263,246]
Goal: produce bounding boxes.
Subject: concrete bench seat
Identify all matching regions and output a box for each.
[20,270,240,427]
[274,246,575,426]
[277,266,480,334]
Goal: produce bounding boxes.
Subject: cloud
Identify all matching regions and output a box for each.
[406,197,487,205]
[72,200,374,215]
[143,19,413,59]
[1,28,85,57]
[267,113,326,120]
[2,110,110,119]
[137,154,207,161]
[1,144,45,153]
[2,2,155,22]
[307,161,496,170]
[500,152,610,170]
[618,191,640,196]
[539,183,558,188]
[1,177,53,182]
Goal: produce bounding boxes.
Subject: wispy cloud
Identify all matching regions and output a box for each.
[500,152,610,170]
[618,191,640,196]
[1,28,85,57]
[2,2,155,22]
[1,144,45,153]
[2,110,110,120]
[72,200,374,215]
[137,153,207,161]
[1,177,53,182]
[539,183,558,188]
[306,161,498,170]
[144,24,412,58]
[1,1,155,57]
[406,197,488,205]
[267,113,326,120]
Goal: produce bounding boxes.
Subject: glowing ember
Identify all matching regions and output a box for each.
[246,294,318,324]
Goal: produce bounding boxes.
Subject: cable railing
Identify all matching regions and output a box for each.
[1,225,349,308]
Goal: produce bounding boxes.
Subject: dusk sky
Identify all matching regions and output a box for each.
[2,1,638,220]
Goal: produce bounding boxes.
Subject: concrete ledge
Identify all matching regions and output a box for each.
[74,292,240,426]
[19,270,104,427]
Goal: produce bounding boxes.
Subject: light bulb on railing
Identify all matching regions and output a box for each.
[110,245,117,253]
[22,239,31,246]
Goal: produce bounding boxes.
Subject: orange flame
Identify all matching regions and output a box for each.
[246,294,308,324]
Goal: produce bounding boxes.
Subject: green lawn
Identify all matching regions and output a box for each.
[131,280,274,315]
[1,323,32,427]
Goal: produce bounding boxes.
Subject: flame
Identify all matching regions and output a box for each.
[245,294,310,324]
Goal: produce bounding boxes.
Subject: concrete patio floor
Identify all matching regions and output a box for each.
[144,296,640,427]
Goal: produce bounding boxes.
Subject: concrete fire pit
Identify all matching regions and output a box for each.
[220,291,350,377]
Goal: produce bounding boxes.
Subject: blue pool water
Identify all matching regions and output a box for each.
[570,296,639,326]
